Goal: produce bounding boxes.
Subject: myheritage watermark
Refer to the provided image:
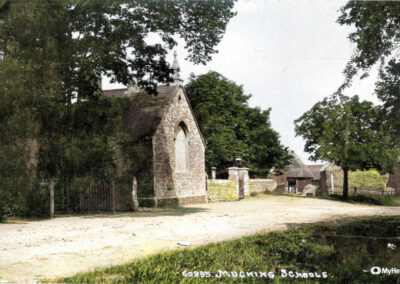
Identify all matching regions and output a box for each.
[369,266,400,275]
[182,269,329,279]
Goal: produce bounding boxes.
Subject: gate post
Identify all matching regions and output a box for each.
[211,167,217,180]
[111,179,116,213]
[228,166,249,199]
[132,176,139,212]
[49,179,56,218]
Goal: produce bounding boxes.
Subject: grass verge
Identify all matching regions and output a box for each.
[318,194,400,206]
[53,216,400,283]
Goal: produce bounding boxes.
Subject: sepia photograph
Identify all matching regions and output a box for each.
[0,0,399,282]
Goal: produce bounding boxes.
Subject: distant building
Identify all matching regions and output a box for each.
[272,152,315,193]
[319,163,343,195]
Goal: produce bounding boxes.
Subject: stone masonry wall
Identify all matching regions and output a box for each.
[249,179,277,193]
[387,157,400,195]
[152,87,206,201]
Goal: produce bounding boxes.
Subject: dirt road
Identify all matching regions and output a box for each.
[1,195,400,281]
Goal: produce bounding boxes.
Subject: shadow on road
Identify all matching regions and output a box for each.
[57,206,210,220]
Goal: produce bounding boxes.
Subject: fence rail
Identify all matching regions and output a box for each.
[328,188,395,196]
[54,177,135,213]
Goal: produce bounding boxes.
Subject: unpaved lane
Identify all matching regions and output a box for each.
[1,195,400,281]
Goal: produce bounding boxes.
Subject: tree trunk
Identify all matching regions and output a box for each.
[343,169,349,200]
[26,137,39,191]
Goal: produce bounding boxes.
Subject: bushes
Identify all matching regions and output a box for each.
[0,181,50,221]
[138,198,156,208]
[23,184,50,217]
[207,181,238,201]
[349,169,388,191]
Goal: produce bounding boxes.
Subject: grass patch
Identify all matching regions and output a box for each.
[54,216,400,283]
[265,191,400,207]
[2,207,209,223]
[319,194,400,206]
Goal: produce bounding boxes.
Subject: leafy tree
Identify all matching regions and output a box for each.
[0,0,236,95]
[295,95,399,199]
[375,60,400,143]
[185,71,292,177]
[337,1,400,139]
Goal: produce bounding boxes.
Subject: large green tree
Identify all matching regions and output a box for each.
[337,1,400,139]
[295,95,399,199]
[0,0,236,95]
[185,71,292,177]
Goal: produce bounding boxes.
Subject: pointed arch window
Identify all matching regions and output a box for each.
[175,123,189,172]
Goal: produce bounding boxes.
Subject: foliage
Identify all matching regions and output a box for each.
[185,71,292,177]
[0,0,236,94]
[336,1,400,88]
[55,216,400,283]
[138,198,156,208]
[0,54,51,219]
[337,1,400,140]
[295,94,399,199]
[207,181,238,202]
[349,169,388,191]
[117,139,155,198]
[375,59,400,142]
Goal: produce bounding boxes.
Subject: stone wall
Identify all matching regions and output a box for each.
[249,179,277,193]
[387,157,400,195]
[152,87,206,201]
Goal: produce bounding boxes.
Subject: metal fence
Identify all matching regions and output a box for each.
[54,177,134,213]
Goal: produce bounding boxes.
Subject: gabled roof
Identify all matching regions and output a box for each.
[307,164,324,180]
[103,85,206,146]
[285,153,315,179]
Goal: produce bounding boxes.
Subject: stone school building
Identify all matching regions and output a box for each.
[104,53,207,205]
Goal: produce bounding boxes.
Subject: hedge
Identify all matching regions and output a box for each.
[349,169,388,191]
[207,181,238,202]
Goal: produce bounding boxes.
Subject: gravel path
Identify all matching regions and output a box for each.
[1,195,400,281]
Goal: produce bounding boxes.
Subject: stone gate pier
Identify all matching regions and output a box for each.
[228,158,249,198]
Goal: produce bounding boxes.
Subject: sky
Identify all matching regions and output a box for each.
[103,0,380,165]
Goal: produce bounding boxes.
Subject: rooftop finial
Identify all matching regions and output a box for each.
[172,50,183,85]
